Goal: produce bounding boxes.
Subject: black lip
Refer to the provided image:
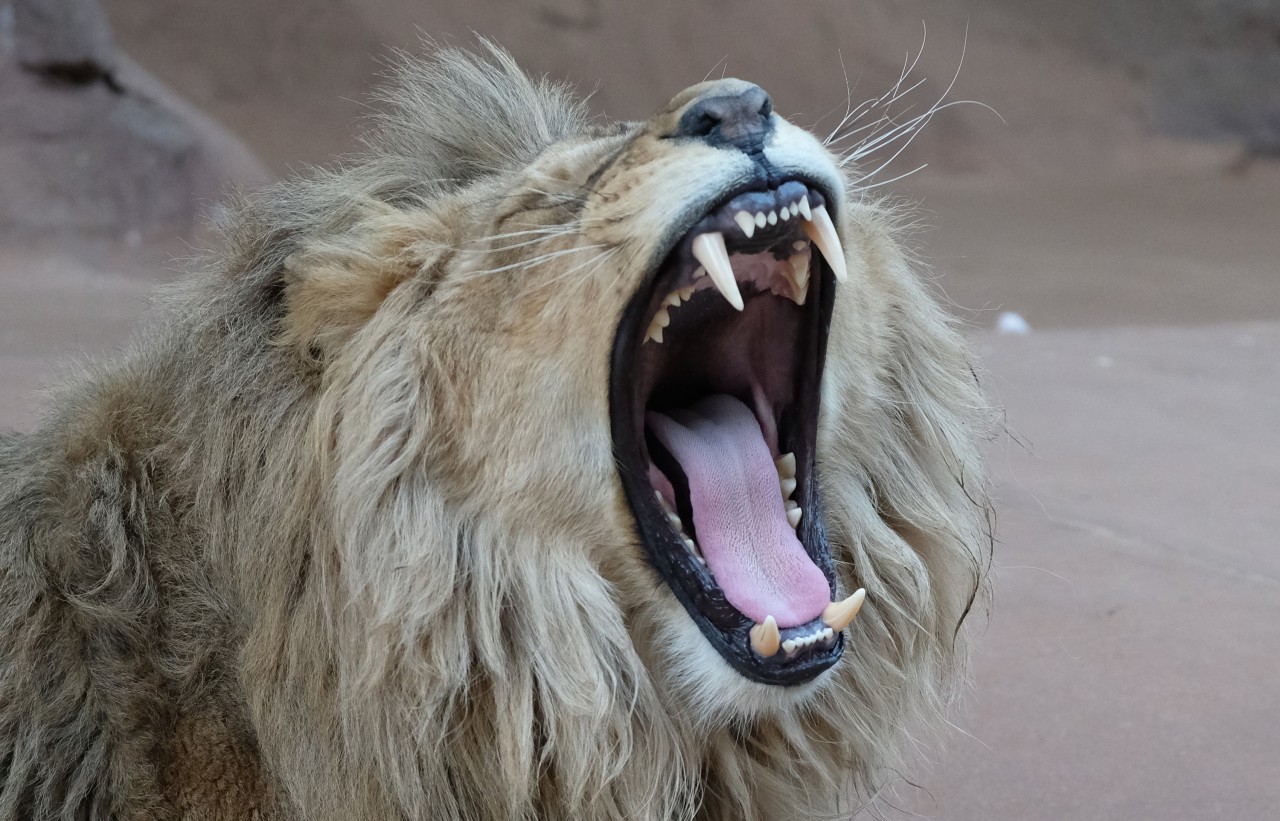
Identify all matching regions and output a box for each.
[608,175,842,686]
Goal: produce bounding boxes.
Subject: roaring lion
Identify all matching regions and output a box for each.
[0,44,993,820]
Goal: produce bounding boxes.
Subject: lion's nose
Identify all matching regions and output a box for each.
[674,82,773,154]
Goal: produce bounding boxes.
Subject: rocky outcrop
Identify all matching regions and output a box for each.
[0,0,265,237]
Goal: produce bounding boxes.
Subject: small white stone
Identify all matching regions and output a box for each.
[996,311,1031,335]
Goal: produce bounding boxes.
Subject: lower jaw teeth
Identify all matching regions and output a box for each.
[749,589,867,660]
[780,628,835,655]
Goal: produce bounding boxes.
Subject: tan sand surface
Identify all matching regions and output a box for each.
[902,323,1280,820]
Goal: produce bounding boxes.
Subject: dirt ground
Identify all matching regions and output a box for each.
[3,2,1279,818]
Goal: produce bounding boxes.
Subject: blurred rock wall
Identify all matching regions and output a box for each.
[974,0,1280,154]
[0,0,264,238]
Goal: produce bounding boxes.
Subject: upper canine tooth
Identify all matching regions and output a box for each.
[789,246,812,287]
[749,615,781,658]
[690,232,744,311]
[733,211,757,238]
[822,589,867,632]
[775,452,796,478]
[797,195,812,221]
[792,279,808,306]
[803,203,849,283]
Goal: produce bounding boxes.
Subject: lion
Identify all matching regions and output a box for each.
[0,43,993,820]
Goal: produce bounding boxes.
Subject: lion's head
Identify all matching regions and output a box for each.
[181,43,995,820]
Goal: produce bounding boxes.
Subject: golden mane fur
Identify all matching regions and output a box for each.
[0,44,994,820]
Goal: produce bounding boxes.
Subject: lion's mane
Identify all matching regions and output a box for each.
[0,45,994,820]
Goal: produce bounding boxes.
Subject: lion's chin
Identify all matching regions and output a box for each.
[645,599,834,724]
[611,176,865,687]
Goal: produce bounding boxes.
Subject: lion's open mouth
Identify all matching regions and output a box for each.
[610,179,864,685]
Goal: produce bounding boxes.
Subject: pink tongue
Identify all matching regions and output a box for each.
[646,395,829,627]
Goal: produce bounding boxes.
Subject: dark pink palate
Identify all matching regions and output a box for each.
[647,395,829,627]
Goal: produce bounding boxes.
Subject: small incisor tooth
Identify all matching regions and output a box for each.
[733,211,756,238]
[654,307,671,328]
[786,506,802,528]
[749,615,781,658]
[775,452,796,478]
[803,203,849,283]
[690,232,744,311]
[822,589,867,632]
[779,477,797,498]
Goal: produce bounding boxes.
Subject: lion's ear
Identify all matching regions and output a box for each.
[279,204,443,359]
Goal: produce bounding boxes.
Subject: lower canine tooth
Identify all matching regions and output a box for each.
[822,589,867,632]
[749,615,781,658]
[690,232,744,311]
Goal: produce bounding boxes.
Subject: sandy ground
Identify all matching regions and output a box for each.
[5,3,1280,816]
[905,322,1280,820]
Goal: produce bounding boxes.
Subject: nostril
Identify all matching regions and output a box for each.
[685,110,721,140]
[673,85,774,153]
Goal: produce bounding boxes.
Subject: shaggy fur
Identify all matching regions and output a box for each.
[0,43,994,820]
